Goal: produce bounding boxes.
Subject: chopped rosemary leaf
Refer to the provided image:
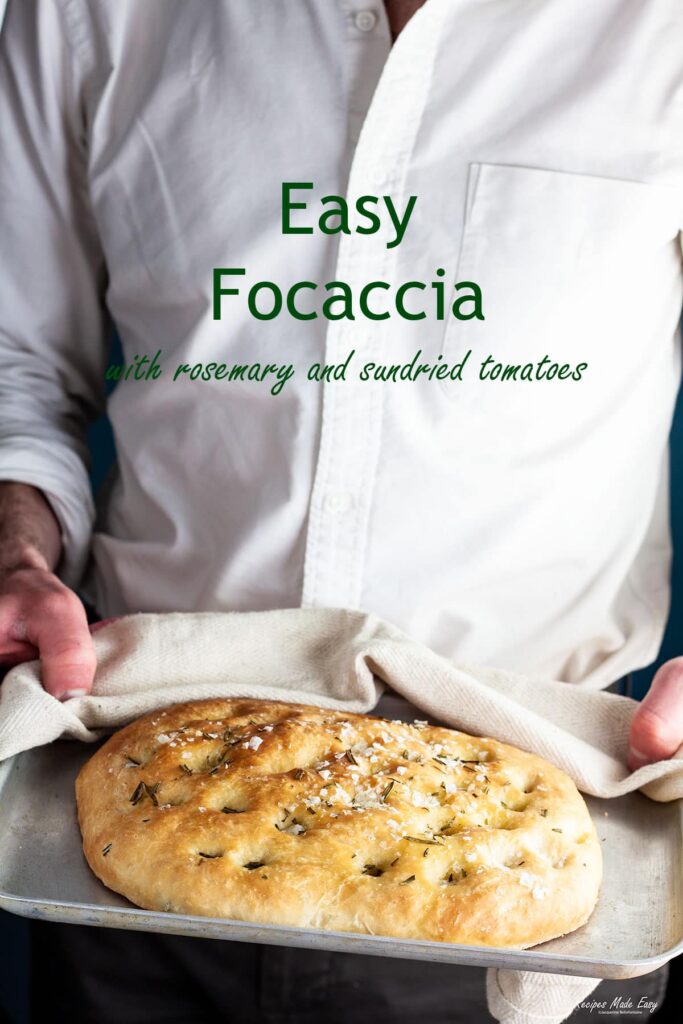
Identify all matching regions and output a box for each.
[403,835,441,845]
[179,764,192,775]
[551,827,563,833]
[380,781,394,803]
[221,807,243,814]
[129,781,145,805]
[198,851,223,859]
[345,749,358,766]
[145,782,160,806]
[102,843,112,856]
[124,755,141,767]
[399,875,416,885]
[130,781,161,806]
[539,809,548,817]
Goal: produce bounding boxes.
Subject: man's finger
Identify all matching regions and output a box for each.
[628,658,683,770]
[0,638,39,665]
[26,590,97,699]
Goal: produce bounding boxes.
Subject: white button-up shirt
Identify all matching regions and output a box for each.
[1,0,682,687]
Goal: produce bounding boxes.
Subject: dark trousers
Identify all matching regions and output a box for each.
[30,922,669,1024]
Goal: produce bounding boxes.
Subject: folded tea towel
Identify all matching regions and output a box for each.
[1,608,680,1024]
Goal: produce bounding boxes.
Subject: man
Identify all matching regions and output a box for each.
[0,1,681,1021]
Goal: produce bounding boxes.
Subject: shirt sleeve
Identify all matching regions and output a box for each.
[0,0,111,587]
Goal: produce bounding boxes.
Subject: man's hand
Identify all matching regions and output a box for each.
[0,482,96,700]
[0,566,96,699]
[628,658,683,770]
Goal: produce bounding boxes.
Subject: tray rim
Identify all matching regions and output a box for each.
[1,883,680,980]
[1,744,682,981]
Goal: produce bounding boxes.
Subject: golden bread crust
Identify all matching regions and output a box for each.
[76,699,602,947]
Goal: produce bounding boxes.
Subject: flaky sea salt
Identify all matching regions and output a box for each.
[246,736,263,751]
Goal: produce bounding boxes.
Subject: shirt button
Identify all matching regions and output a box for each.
[354,10,378,33]
[323,491,354,514]
[371,167,391,188]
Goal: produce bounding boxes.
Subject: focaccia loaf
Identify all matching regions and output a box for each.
[76,699,601,947]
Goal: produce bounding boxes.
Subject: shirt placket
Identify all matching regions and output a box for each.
[302,0,446,610]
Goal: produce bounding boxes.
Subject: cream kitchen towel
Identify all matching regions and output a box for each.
[1,608,680,1024]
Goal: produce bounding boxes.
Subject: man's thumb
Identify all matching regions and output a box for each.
[628,657,683,770]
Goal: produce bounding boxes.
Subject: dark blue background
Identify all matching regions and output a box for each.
[1,343,682,1020]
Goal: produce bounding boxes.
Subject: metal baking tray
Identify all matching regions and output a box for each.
[0,735,681,980]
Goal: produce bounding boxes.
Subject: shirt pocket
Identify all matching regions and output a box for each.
[440,162,679,398]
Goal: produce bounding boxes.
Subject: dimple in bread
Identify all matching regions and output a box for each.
[76,699,602,948]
